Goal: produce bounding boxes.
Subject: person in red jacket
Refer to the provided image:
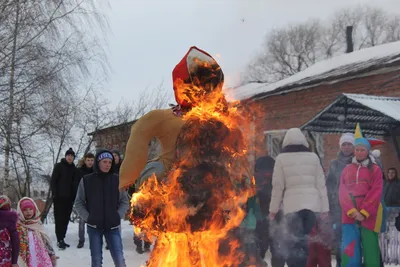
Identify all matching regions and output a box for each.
[339,123,385,267]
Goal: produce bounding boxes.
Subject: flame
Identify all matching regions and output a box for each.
[131,58,257,267]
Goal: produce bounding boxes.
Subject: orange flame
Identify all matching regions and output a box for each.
[131,58,258,267]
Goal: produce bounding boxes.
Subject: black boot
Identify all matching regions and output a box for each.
[57,240,67,250]
[77,241,84,249]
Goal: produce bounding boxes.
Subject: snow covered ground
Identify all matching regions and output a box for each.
[45,220,399,266]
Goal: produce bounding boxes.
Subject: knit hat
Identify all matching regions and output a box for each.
[354,123,385,150]
[20,198,36,212]
[0,195,11,211]
[172,46,224,109]
[65,147,75,158]
[339,133,355,147]
[97,151,113,162]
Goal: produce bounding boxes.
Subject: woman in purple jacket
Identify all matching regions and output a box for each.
[0,195,19,267]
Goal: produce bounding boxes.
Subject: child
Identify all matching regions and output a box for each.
[17,197,58,267]
[0,195,19,267]
[339,124,385,267]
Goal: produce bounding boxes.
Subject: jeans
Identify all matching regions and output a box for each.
[79,217,85,242]
[87,226,126,267]
[285,209,316,267]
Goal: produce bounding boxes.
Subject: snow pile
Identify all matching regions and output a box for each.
[233,41,400,101]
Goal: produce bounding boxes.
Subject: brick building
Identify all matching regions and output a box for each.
[89,121,136,155]
[90,120,161,160]
[235,41,400,172]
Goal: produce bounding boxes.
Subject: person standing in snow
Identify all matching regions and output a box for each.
[74,149,129,267]
[384,168,400,207]
[17,197,58,267]
[0,195,19,267]
[50,147,77,249]
[75,152,95,249]
[269,128,329,267]
[253,156,275,260]
[339,123,385,267]
[325,133,355,267]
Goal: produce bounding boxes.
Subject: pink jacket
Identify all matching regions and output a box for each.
[339,157,383,232]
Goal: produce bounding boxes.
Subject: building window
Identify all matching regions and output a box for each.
[40,191,45,198]
[310,132,325,161]
[264,129,324,161]
[33,190,39,198]
[265,130,287,159]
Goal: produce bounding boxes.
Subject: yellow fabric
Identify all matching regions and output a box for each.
[374,203,383,233]
[119,109,185,189]
[347,208,357,217]
[355,123,363,139]
[360,209,370,219]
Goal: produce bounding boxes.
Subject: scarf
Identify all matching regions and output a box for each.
[17,197,53,264]
[281,144,310,153]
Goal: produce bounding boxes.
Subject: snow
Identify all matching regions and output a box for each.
[233,41,400,101]
[42,220,400,266]
[345,93,400,121]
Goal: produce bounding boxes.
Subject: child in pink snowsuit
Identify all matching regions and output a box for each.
[339,123,384,267]
[0,195,19,267]
[17,197,58,267]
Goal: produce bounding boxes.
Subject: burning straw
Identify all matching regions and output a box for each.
[130,60,257,267]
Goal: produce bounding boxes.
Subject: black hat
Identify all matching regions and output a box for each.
[65,148,75,158]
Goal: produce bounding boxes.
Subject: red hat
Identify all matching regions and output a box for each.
[172,46,224,108]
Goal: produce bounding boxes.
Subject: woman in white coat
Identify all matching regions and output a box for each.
[268,128,329,267]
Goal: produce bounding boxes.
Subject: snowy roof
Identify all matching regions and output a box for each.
[234,41,400,101]
[301,93,400,136]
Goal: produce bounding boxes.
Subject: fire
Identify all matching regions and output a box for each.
[131,58,256,267]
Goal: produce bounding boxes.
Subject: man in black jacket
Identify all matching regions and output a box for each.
[74,149,129,267]
[75,152,95,249]
[51,147,77,249]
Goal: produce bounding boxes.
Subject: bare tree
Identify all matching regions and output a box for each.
[0,0,110,194]
[245,5,400,83]
[245,20,322,83]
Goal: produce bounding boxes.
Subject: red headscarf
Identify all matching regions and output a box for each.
[172,46,224,109]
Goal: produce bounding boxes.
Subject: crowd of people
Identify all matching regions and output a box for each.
[1,45,400,267]
[238,124,400,267]
[0,148,133,267]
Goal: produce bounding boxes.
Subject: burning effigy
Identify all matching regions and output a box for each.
[120,46,256,267]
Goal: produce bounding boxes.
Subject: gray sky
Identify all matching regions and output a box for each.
[103,0,400,107]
